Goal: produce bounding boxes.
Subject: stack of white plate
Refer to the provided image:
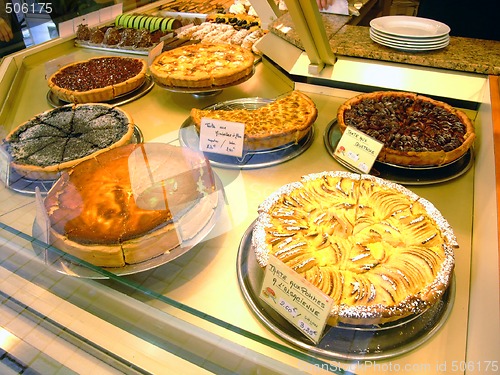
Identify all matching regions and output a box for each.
[370,16,450,52]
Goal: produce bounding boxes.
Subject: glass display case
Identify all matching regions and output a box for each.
[0,1,498,373]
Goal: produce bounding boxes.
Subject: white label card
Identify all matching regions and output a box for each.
[199,118,245,157]
[334,126,384,173]
[260,255,334,344]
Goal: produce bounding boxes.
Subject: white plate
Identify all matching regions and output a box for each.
[370,28,449,45]
[370,16,450,38]
[370,32,449,52]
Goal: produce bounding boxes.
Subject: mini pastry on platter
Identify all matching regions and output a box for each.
[337,91,475,166]
[47,56,147,103]
[43,143,218,268]
[252,171,457,325]
[3,103,134,180]
[149,43,254,88]
[190,91,318,150]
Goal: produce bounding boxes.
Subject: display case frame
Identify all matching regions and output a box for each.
[0,3,498,373]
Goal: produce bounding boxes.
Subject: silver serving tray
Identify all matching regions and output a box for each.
[236,220,455,361]
[153,68,256,98]
[6,126,143,195]
[32,175,224,278]
[47,75,155,107]
[179,97,314,169]
[323,119,474,185]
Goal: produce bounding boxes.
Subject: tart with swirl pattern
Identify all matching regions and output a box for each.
[252,171,457,325]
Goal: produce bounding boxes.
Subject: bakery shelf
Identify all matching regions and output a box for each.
[0,6,498,374]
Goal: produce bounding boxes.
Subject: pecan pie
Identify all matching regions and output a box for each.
[48,56,147,103]
[337,91,475,166]
[3,104,134,180]
[252,171,456,325]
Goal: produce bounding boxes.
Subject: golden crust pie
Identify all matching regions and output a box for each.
[3,104,134,180]
[44,143,218,268]
[190,91,318,150]
[337,91,475,166]
[48,56,147,103]
[149,43,254,88]
[252,171,456,325]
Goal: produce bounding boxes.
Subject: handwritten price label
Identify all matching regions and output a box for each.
[259,255,333,344]
[199,118,245,157]
[335,126,383,173]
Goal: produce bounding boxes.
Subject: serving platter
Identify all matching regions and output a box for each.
[370,31,449,52]
[153,68,255,98]
[236,221,455,361]
[323,119,473,185]
[179,97,314,169]
[32,175,224,278]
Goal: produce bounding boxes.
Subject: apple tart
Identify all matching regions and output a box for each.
[252,171,457,325]
[337,91,475,166]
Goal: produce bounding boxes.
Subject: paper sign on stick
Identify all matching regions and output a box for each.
[334,126,384,173]
[260,255,334,344]
[199,118,245,157]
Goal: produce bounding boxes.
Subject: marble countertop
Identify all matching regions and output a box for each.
[270,13,500,76]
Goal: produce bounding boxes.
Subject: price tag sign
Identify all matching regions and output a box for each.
[260,255,334,344]
[0,145,11,187]
[334,126,384,173]
[199,117,245,157]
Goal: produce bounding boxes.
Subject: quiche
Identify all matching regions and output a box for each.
[149,43,254,88]
[190,91,318,150]
[44,143,218,268]
[48,56,147,103]
[3,104,134,180]
[252,171,456,325]
[337,91,475,166]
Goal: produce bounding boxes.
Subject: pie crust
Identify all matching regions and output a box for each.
[190,91,318,150]
[252,171,457,325]
[44,143,218,268]
[3,103,135,180]
[337,91,475,166]
[149,43,255,88]
[48,56,147,103]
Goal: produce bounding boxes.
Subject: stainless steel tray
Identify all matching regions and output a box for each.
[47,75,155,107]
[236,220,455,361]
[6,126,143,195]
[153,68,256,98]
[323,119,474,185]
[179,97,314,169]
[32,176,224,278]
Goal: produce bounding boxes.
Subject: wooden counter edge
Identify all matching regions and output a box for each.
[489,75,500,290]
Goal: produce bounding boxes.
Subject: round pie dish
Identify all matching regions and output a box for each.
[337,91,475,166]
[3,103,135,180]
[43,143,218,268]
[149,43,255,89]
[252,171,457,326]
[47,56,147,103]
